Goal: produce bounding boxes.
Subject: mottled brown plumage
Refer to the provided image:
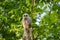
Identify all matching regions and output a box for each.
[22,13,34,40]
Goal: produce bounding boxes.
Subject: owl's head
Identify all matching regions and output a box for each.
[23,13,30,20]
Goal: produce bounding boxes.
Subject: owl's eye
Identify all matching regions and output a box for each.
[24,15,28,17]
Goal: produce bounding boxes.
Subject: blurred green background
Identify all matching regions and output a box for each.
[0,0,60,40]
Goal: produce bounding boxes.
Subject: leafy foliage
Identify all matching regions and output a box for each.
[0,0,60,40]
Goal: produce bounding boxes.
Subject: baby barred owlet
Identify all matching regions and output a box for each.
[22,13,32,29]
[22,13,34,40]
